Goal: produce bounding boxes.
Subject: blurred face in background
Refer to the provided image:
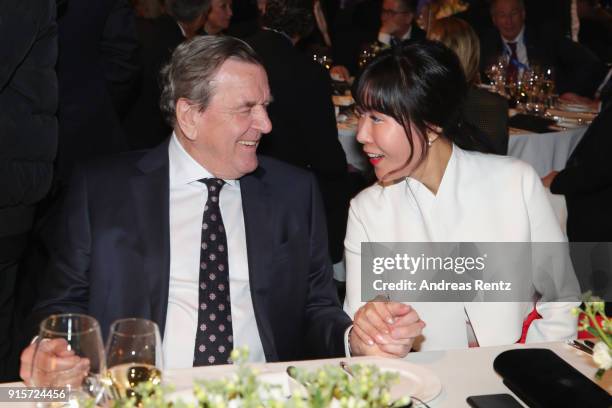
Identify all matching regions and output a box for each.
[491,0,525,41]
[206,0,233,34]
[380,0,415,38]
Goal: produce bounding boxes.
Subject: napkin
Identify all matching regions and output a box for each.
[508,114,557,133]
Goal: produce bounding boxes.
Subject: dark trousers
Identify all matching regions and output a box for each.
[0,233,28,381]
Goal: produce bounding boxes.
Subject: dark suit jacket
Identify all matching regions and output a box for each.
[462,86,509,155]
[246,29,351,263]
[332,0,425,73]
[0,0,58,236]
[31,140,352,361]
[479,24,606,97]
[56,0,140,182]
[550,104,612,242]
[123,15,184,150]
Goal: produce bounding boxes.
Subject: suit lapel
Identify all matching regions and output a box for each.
[130,140,171,337]
[240,166,279,361]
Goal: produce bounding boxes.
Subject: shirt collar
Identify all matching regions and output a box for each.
[401,25,413,41]
[168,133,240,188]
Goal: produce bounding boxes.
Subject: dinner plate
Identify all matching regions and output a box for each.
[277,362,442,404]
[556,102,592,113]
[380,362,442,403]
[167,362,442,405]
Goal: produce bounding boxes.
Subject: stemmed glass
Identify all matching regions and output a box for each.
[485,56,508,96]
[541,67,556,108]
[105,318,163,401]
[30,313,106,406]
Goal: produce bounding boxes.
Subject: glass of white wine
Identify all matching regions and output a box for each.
[105,318,163,402]
[30,313,106,407]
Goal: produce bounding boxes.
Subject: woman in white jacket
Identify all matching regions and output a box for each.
[345,40,579,355]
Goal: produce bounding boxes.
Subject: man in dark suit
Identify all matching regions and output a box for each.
[480,0,606,97]
[246,0,351,265]
[55,0,140,184]
[19,36,419,379]
[334,0,424,73]
[0,0,57,382]
[124,0,209,149]
[543,103,612,242]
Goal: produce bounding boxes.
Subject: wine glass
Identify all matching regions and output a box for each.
[541,67,556,108]
[30,313,106,407]
[105,318,163,401]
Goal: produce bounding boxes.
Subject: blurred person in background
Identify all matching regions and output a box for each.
[203,0,233,34]
[576,0,612,64]
[124,0,210,149]
[245,0,352,267]
[481,0,606,97]
[54,0,140,185]
[428,16,509,155]
[0,0,57,381]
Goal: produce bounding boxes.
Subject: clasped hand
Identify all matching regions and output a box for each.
[349,301,425,358]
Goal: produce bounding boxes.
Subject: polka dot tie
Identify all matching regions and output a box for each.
[193,178,234,366]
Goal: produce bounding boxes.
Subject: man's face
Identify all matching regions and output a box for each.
[188,60,272,179]
[380,0,414,38]
[491,0,526,41]
[207,0,233,34]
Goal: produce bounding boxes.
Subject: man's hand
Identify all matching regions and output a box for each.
[330,65,351,82]
[20,338,89,386]
[541,171,559,188]
[349,301,425,358]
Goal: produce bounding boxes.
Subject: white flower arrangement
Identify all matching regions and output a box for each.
[572,294,611,380]
[107,348,412,407]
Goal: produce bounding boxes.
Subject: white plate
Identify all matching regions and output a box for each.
[272,362,442,404]
[557,102,592,113]
[167,362,442,405]
[380,363,442,403]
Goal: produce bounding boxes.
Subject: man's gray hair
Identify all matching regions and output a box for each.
[159,35,263,127]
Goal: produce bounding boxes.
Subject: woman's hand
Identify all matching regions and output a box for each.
[349,301,425,358]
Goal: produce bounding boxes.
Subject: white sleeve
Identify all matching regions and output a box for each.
[520,163,580,343]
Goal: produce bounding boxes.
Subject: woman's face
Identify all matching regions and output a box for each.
[207,0,233,34]
[356,110,425,182]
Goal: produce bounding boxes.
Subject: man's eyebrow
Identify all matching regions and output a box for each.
[240,96,274,108]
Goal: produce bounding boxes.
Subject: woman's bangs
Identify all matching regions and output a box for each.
[354,62,400,117]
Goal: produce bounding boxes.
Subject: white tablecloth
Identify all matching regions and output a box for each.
[2,342,609,407]
[508,127,586,177]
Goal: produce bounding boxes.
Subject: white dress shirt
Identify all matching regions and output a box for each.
[378,25,413,46]
[503,27,529,75]
[163,134,265,368]
[344,146,579,352]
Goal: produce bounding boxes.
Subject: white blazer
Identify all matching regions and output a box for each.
[344,146,579,351]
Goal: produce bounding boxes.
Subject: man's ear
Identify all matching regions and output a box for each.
[175,98,200,141]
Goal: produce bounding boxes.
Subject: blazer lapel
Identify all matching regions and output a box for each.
[240,166,279,361]
[130,140,171,337]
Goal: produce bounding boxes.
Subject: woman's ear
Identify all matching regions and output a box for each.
[175,98,199,141]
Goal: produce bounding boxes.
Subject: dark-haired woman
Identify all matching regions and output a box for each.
[345,41,579,354]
